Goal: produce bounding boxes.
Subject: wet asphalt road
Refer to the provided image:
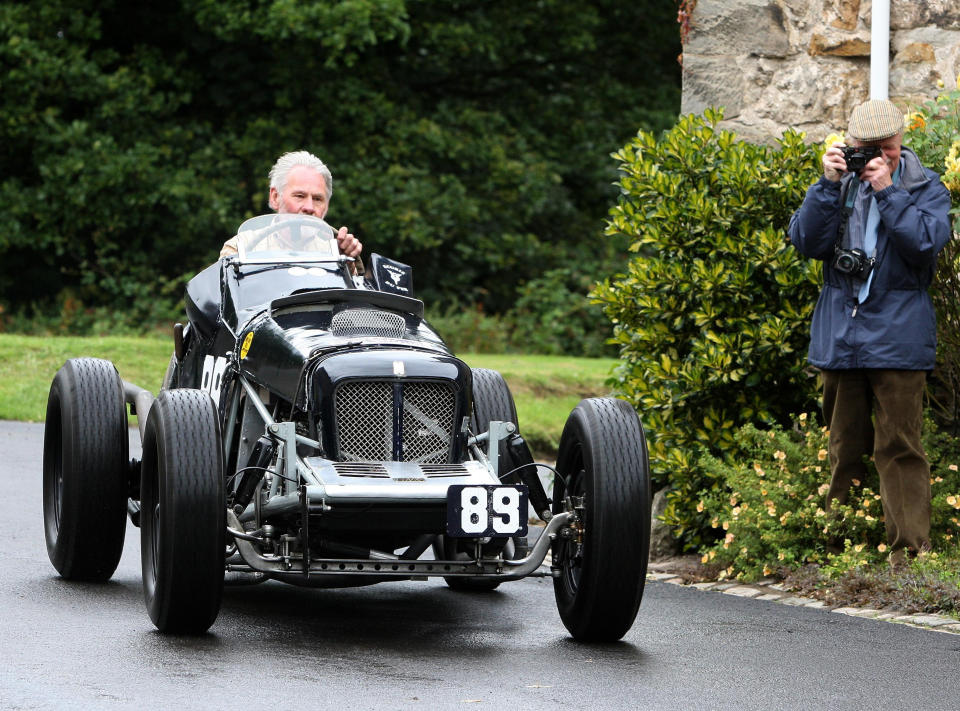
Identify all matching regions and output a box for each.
[2,420,959,710]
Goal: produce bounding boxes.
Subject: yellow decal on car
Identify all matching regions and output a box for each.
[240,332,254,359]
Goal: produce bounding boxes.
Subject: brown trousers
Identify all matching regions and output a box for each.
[821,369,931,553]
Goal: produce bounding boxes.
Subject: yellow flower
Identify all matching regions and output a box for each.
[949,464,958,472]
[763,565,773,576]
[947,495,960,509]
[778,551,786,561]
[877,543,887,553]
[817,483,830,496]
[722,520,730,530]
[701,553,710,564]
[774,450,786,461]
[956,73,960,90]
[696,500,704,513]
[798,413,807,422]
[779,511,791,524]
[852,478,861,486]
[823,131,845,147]
[854,543,865,553]
[817,449,827,461]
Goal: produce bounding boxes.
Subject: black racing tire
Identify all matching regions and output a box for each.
[442,368,521,592]
[43,358,129,581]
[438,535,508,593]
[470,368,519,483]
[140,389,225,633]
[552,397,651,642]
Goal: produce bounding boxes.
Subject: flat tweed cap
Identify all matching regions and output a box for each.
[847,99,904,141]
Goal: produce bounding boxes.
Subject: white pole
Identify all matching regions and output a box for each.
[870,0,890,99]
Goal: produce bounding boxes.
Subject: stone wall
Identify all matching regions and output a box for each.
[680,0,960,143]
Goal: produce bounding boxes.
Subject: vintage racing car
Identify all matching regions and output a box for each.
[42,213,651,641]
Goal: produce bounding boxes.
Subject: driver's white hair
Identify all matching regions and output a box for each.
[269,150,333,201]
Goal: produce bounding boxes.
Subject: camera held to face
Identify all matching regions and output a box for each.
[832,246,874,279]
[841,145,882,173]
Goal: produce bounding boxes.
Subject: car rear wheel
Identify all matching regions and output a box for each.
[43,358,129,581]
[140,389,225,633]
[470,368,519,482]
[552,398,651,642]
[443,368,522,592]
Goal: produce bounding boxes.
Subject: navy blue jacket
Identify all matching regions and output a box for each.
[789,147,952,371]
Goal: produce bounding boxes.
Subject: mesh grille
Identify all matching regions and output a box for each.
[335,382,393,462]
[334,381,456,463]
[401,384,456,463]
[331,308,406,339]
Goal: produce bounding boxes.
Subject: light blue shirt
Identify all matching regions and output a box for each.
[858,163,901,304]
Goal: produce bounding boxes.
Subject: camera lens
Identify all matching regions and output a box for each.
[835,254,855,272]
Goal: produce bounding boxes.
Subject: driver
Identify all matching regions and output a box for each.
[220,150,363,274]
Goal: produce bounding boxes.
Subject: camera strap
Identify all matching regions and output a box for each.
[834,175,860,254]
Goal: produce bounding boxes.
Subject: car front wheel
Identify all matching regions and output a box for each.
[552,397,651,642]
[140,389,225,633]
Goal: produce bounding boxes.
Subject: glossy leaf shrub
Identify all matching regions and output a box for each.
[904,77,960,433]
[592,109,823,546]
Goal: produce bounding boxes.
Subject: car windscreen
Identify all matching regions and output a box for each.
[228,266,349,318]
[234,214,340,263]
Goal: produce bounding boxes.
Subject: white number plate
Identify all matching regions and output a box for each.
[446,485,529,538]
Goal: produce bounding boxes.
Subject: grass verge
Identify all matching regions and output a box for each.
[0,334,616,457]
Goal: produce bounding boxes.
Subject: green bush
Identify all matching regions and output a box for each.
[424,305,511,354]
[698,414,960,582]
[0,1,681,323]
[592,108,823,547]
[903,79,960,433]
[506,266,616,358]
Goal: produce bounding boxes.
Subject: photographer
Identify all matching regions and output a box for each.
[788,99,951,562]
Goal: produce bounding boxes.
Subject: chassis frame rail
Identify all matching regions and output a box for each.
[226,510,573,581]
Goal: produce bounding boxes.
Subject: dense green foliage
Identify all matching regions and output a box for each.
[0,0,679,340]
[698,415,960,582]
[903,79,960,433]
[592,109,824,546]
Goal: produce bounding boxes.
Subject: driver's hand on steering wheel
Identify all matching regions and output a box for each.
[335,226,362,259]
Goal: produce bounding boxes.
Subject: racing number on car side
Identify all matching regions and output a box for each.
[446,485,528,537]
[201,355,228,402]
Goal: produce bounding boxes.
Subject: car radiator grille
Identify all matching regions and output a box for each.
[331,308,406,339]
[334,380,457,463]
